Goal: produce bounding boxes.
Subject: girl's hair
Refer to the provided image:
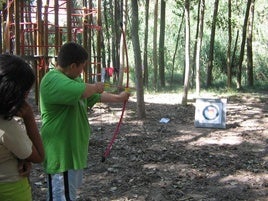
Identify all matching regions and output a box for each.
[0,54,35,120]
[57,42,88,68]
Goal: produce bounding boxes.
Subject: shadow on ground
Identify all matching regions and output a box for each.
[30,92,268,201]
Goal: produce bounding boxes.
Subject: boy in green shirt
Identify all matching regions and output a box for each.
[40,42,129,201]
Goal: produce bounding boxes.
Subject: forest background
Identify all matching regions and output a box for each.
[3,0,267,118]
[90,0,268,118]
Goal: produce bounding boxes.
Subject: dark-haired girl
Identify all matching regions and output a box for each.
[0,54,44,201]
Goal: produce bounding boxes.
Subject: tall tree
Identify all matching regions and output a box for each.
[182,0,190,105]
[171,7,184,86]
[110,0,121,82]
[143,0,149,88]
[103,0,111,79]
[96,0,102,81]
[237,0,251,89]
[191,0,200,88]
[227,0,232,88]
[195,0,205,95]
[88,0,93,83]
[118,0,128,87]
[159,0,166,88]
[231,30,239,72]
[131,0,146,118]
[153,0,158,90]
[206,0,219,87]
[247,0,255,86]
[109,0,116,80]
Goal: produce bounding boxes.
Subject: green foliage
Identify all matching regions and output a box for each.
[254,55,268,87]
[0,0,5,11]
[30,0,268,93]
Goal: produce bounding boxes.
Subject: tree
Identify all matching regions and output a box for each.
[103,0,111,79]
[159,0,166,88]
[206,0,219,87]
[96,0,102,81]
[181,0,190,105]
[118,0,128,87]
[131,0,146,118]
[231,30,239,74]
[237,0,251,89]
[171,4,184,86]
[195,0,205,95]
[143,0,149,88]
[153,0,158,90]
[247,0,255,87]
[110,0,121,82]
[227,0,232,88]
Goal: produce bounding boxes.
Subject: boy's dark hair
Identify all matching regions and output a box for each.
[0,54,35,120]
[57,42,88,68]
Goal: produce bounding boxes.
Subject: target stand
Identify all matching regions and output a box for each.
[194,98,227,129]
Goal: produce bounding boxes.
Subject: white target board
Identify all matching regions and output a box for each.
[194,98,227,129]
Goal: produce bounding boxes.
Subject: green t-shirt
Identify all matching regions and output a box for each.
[40,69,100,174]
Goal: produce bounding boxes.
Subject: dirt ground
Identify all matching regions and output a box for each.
[29,91,268,201]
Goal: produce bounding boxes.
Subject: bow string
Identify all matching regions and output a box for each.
[101,23,129,162]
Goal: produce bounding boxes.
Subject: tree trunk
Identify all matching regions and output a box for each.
[54,0,59,55]
[109,0,115,78]
[111,0,120,82]
[103,0,111,81]
[143,0,149,88]
[192,0,200,89]
[153,0,158,90]
[119,0,127,87]
[159,0,166,88]
[231,30,239,70]
[25,1,34,56]
[182,0,190,106]
[206,0,219,87]
[237,0,251,89]
[171,10,184,86]
[66,0,72,42]
[227,0,232,88]
[131,0,146,119]
[88,0,94,83]
[0,6,2,53]
[113,0,120,82]
[96,0,102,82]
[195,0,205,95]
[247,0,255,87]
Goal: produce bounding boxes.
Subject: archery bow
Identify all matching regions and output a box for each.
[101,23,129,162]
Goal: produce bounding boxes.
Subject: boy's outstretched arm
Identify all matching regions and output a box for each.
[81,82,104,99]
[100,91,130,103]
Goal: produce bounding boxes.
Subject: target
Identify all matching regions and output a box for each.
[194,98,227,128]
[203,105,219,120]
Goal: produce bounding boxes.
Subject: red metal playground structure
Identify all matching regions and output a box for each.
[0,0,102,103]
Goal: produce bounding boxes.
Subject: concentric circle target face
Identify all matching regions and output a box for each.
[195,98,226,128]
[202,105,219,120]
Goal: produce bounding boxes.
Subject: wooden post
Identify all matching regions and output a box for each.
[14,0,19,55]
[83,6,88,82]
[88,0,92,83]
[0,10,2,54]
[54,0,59,54]
[96,0,102,82]
[19,1,24,55]
[35,0,44,105]
[66,1,72,42]
[36,0,42,56]
[44,4,48,57]
[3,0,12,53]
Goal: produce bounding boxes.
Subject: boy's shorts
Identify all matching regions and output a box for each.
[47,169,83,201]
